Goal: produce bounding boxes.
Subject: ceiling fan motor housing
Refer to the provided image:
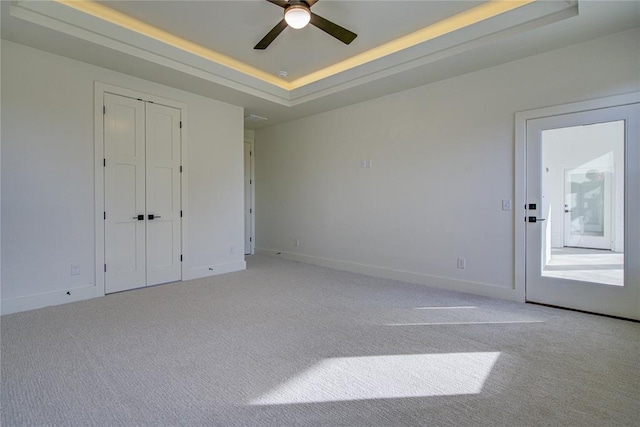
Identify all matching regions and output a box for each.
[254,0,357,50]
[284,3,311,29]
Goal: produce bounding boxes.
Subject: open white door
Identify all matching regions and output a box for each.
[563,168,613,250]
[525,103,639,319]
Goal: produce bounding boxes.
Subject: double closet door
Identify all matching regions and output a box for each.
[104,93,182,294]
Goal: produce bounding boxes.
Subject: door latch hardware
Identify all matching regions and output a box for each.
[528,216,546,223]
[148,214,161,220]
[133,215,144,220]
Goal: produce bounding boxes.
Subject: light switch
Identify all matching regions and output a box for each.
[502,199,512,211]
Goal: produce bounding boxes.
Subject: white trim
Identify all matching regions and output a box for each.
[93,82,106,300]
[183,261,247,281]
[11,0,577,106]
[256,249,519,302]
[94,82,188,294]
[244,130,255,255]
[179,99,190,284]
[1,285,103,315]
[289,6,578,106]
[9,3,290,104]
[514,91,640,303]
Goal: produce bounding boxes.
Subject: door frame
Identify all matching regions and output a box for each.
[244,130,255,255]
[94,82,188,295]
[514,91,640,303]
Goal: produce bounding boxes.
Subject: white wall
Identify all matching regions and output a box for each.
[255,28,640,300]
[1,40,245,313]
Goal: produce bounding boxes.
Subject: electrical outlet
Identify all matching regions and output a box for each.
[71,264,80,275]
[457,258,466,269]
[361,160,367,168]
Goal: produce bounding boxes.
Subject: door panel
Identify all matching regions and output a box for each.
[145,103,181,286]
[526,103,639,319]
[563,168,612,249]
[104,94,146,293]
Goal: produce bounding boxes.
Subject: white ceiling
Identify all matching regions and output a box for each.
[2,1,639,129]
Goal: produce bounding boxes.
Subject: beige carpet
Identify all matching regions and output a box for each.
[2,255,639,426]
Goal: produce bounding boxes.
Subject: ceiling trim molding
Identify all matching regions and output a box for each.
[57,0,293,89]
[289,0,537,88]
[10,1,293,104]
[11,0,579,107]
[289,6,579,106]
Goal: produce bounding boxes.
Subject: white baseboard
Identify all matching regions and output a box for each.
[1,285,104,316]
[183,261,246,281]
[2,261,247,315]
[256,248,520,302]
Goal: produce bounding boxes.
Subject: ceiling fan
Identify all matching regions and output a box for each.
[254,0,357,50]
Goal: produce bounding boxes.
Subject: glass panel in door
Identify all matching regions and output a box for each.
[539,120,623,287]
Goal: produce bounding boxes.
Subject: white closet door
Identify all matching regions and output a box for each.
[145,102,182,286]
[104,94,147,293]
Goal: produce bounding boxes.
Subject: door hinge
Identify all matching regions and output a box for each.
[180,255,183,262]
[250,151,252,156]
[250,237,252,242]
[250,208,252,214]
[180,210,183,218]
[104,211,106,220]
[250,179,252,185]
[180,165,183,173]
[104,264,107,272]
[180,121,182,129]
[103,106,106,115]
[103,158,106,167]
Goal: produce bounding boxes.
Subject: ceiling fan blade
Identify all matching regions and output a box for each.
[254,19,288,50]
[266,0,289,8]
[305,0,319,7]
[310,13,357,45]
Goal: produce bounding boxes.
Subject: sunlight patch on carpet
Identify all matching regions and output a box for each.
[250,352,500,405]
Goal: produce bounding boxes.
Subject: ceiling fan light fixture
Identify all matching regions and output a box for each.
[285,5,311,29]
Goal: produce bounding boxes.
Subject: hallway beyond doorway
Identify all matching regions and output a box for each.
[542,247,623,286]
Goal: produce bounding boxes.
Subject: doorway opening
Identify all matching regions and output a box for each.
[516,94,639,320]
